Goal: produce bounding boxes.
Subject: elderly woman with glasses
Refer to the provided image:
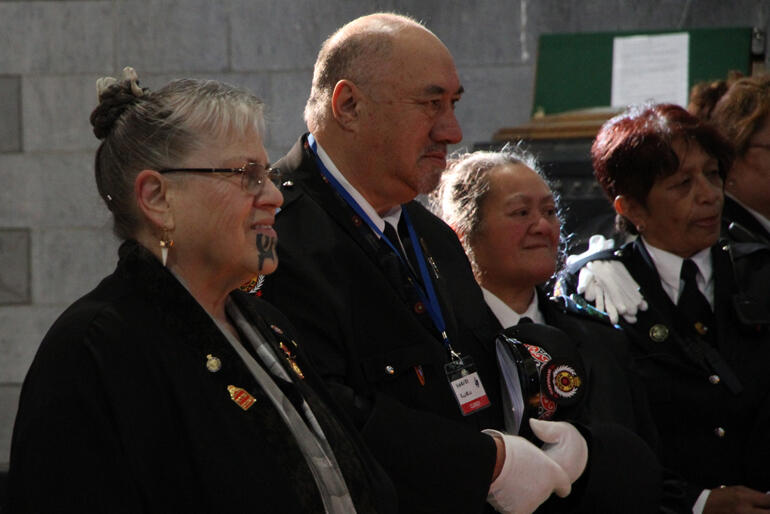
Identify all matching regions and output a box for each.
[7,68,396,514]
[557,104,770,514]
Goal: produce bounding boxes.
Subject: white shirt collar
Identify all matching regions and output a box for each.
[641,238,714,307]
[482,287,545,328]
[311,135,401,235]
[726,192,770,236]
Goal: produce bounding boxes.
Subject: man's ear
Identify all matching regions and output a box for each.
[135,169,174,231]
[330,79,362,130]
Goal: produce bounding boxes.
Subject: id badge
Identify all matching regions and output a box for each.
[445,356,490,416]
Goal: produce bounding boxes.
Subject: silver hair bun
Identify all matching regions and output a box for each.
[90,66,148,140]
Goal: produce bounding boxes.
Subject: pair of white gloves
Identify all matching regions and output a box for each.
[566,235,647,324]
[486,419,588,514]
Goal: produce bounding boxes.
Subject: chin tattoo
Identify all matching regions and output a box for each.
[256,234,277,271]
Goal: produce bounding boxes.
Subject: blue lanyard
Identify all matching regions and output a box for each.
[307,134,457,358]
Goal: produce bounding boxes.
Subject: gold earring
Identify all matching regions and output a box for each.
[159,229,174,266]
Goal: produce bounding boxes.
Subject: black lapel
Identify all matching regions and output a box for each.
[283,134,383,259]
[711,243,736,357]
[626,239,679,323]
[724,196,770,242]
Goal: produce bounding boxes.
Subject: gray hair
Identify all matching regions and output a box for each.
[303,13,422,131]
[90,71,265,240]
[432,144,560,275]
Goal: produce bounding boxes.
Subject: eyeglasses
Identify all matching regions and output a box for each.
[158,162,281,194]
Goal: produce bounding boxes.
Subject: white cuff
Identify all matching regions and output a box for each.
[692,489,710,514]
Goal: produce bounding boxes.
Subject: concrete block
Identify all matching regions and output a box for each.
[0,152,107,228]
[0,151,105,223]
[0,384,21,468]
[455,64,534,149]
[696,1,765,30]
[0,76,21,153]
[263,70,313,152]
[230,0,385,71]
[40,152,110,228]
[114,0,229,73]
[523,0,617,58]
[617,0,760,29]
[0,2,113,74]
[0,305,63,383]
[31,228,119,306]
[0,154,40,227]
[393,0,522,66]
[0,229,30,305]
[22,75,101,152]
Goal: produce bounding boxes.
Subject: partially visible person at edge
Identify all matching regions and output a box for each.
[7,68,397,514]
[557,103,770,514]
[690,72,770,244]
[687,71,744,122]
[261,12,663,514]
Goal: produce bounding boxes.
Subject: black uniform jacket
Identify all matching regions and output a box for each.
[262,135,503,514]
[7,240,397,514]
[499,291,663,513]
[559,238,770,505]
[537,289,658,443]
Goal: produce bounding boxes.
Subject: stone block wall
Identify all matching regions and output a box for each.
[1,0,767,469]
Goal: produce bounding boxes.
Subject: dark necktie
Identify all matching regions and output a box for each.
[678,259,714,340]
[383,222,405,260]
[384,221,420,275]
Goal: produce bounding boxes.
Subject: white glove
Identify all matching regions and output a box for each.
[484,429,571,514]
[565,234,615,267]
[577,260,648,324]
[529,418,588,484]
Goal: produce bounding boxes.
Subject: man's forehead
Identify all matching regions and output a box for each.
[420,84,464,97]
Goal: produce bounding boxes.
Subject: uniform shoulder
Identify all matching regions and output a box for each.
[405,200,464,245]
[563,245,627,275]
[547,293,616,327]
[556,243,633,297]
[28,277,136,378]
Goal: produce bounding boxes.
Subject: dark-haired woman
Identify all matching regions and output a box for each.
[7,67,396,514]
[559,104,770,513]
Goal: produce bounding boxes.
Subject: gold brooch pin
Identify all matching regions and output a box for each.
[206,354,221,372]
[279,342,304,379]
[227,385,256,410]
[649,324,669,342]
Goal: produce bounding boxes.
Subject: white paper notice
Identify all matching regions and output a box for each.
[611,32,689,108]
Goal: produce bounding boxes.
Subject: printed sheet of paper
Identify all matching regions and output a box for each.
[611,32,689,108]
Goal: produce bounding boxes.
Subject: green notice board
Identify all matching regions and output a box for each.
[533,27,753,116]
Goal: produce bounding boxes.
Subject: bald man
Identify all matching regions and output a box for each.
[262,13,659,514]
